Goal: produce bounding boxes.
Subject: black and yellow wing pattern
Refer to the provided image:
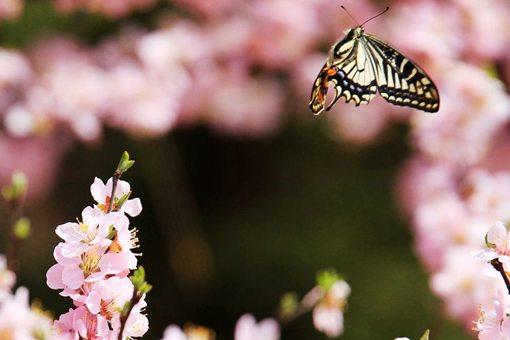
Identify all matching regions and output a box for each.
[309,27,440,115]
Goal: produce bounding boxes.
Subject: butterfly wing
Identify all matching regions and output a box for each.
[309,33,377,115]
[363,34,440,113]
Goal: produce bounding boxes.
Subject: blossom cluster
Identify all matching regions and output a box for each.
[0,255,65,339]
[46,176,149,339]
[387,0,510,334]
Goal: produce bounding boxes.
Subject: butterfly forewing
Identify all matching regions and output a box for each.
[309,27,440,114]
[364,34,439,112]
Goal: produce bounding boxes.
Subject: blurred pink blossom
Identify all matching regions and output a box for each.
[385,1,462,64]
[0,0,23,21]
[234,314,280,340]
[431,247,504,327]
[0,255,15,300]
[412,63,510,166]
[53,0,156,18]
[161,324,214,340]
[476,291,510,340]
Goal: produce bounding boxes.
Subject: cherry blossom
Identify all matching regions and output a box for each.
[234,314,280,340]
[474,222,510,264]
[47,169,148,339]
[161,324,215,340]
[476,292,510,340]
[303,274,351,338]
[90,177,142,216]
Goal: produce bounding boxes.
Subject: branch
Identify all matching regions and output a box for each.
[491,258,510,295]
[117,290,142,340]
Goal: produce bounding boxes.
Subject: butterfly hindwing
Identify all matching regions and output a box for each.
[364,34,440,112]
[309,35,377,114]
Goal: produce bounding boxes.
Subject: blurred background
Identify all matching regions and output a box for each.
[1,0,509,339]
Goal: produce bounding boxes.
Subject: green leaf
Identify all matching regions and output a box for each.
[2,171,28,203]
[116,151,135,175]
[130,266,152,294]
[114,191,132,211]
[419,329,430,340]
[279,292,299,318]
[316,269,340,291]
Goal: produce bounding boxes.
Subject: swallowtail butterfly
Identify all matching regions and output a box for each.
[310,6,440,114]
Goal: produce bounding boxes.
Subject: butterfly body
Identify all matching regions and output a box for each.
[310,26,440,114]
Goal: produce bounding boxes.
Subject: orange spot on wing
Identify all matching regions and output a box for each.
[326,68,337,76]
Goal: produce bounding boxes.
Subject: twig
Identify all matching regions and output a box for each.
[117,290,142,340]
[107,170,121,213]
[5,200,23,273]
[491,258,510,295]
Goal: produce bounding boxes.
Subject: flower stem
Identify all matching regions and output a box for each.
[107,170,121,213]
[491,258,510,295]
[117,290,141,340]
[5,201,23,273]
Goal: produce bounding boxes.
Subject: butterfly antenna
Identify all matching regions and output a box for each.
[360,6,390,27]
[340,5,360,26]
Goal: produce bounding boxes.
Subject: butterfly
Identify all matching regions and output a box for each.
[309,6,440,115]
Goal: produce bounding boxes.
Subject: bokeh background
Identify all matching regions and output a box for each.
[2,0,509,339]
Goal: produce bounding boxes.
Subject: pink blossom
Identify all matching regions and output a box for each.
[85,276,133,317]
[396,157,458,216]
[55,206,110,258]
[299,278,351,338]
[313,305,344,338]
[161,325,187,340]
[0,255,15,299]
[104,62,186,137]
[474,222,510,264]
[412,63,510,166]
[161,324,214,340]
[431,247,504,326]
[413,195,487,271]
[385,1,462,64]
[234,314,280,340]
[247,0,321,69]
[171,0,243,18]
[202,71,284,137]
[476,291,510,340]
[452,0,510,61]
[0,0,23,21]
[0,287,65,340]
[327,98,391,145]
[53,0,156,18]
[48,175,147,338]
[90,177,142,216]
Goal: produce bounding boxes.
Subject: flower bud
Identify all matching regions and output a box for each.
[13,217,30,239]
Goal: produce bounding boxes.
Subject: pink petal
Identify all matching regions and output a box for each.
[62,265,85,290]
[122,198,142,217]
[90,177,107,203]
[46,264,65,290]
[61,242,89,258]
[488,221,508,245]
[115,180,131,197]
[85,290,101,315]
[55,222,83,242]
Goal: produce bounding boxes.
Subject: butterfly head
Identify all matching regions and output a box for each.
[352,26,364,38]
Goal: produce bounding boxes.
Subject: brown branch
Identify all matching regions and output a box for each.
[491,258,510,295]
[107,170,121,213]
[117,290,142,340]
[5,201,23,273]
